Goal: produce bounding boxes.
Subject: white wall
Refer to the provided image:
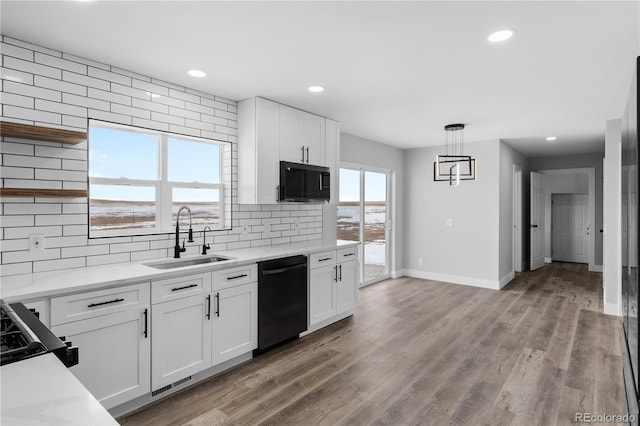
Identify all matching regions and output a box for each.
[604,119,622,315]
[498,141,528,286]
[0,36,323,277]
[403,139,501,288]
[340,133,404,277]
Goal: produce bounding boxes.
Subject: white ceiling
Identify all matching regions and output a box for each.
[1,1,638,157]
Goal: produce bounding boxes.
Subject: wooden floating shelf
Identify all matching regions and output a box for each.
[0,121,87,145]
[0,188,88,198]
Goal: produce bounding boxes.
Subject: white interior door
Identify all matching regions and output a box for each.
[530,172,545,270]
[551,194,588,263]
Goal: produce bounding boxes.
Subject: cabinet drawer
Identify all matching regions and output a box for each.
[212,264,257,290]
[51,282,150,326]
[152,273,212,305]
[310,251,336,269]
[337,247,358,262]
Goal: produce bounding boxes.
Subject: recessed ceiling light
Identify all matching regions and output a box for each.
[188,69,207,78]
[488,29,515,43]
[308,86,325,93]
[546,136,557,141]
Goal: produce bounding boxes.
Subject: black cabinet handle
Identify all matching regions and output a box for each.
[339,264,343,281]
[171,283,198,292]
[318,257,332,262]
[227,274,247,280]
[206,295,211,320]
[530,224,538,228]
[215,292,220,317]
[143,308,148,338]
[334,265,338,282]
[301,146,305,162]
[305,147,309,163]
[88,298,124,308]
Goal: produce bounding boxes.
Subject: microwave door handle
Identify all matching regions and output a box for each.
[319,174,323,191]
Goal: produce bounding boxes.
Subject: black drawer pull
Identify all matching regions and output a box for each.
[343,253,355,257]
[88,298,124,308]
[171,283,198,292]
[227,274,248,280]
[318,257,332,262]
[215,292,220,317]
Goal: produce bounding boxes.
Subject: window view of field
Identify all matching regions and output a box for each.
[337,188,387,282]
[89,200,220,231]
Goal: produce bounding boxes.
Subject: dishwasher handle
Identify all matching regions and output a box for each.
[262,263,307,276]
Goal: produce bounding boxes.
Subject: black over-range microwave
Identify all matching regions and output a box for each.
[279,161,330,202]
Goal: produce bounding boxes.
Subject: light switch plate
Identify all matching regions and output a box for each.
[445,218,454,227]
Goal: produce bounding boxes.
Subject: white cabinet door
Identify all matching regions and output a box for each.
[152,294,212,390]
[336,260,358,314]
[211,282,257,365]
[325,118,340,203]
[238,97,279,204]
[303,112,325,165]
[309,264,337,325]
[279,105,305,163]
[51,308,150,410]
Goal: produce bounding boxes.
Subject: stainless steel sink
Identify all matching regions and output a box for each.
[145,255,231,269]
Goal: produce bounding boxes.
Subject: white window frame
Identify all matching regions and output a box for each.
[88,120,226,238]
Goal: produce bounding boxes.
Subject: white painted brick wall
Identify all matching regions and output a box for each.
[0,36,323,277]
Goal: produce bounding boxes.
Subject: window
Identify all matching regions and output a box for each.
[88,120,230,237]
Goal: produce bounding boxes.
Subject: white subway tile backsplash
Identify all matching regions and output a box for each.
[62,70,110,91]
[88,87,131,106]
[4,105,61,125]
[1,67,35,85]
[87,66,131,86]
[1,42,35,61]
[86,252,130,267]
[3,37,60,57]
[35,53,87,75]
[33,257,85,273]
[4,56,61,79]
[1,39,325,278]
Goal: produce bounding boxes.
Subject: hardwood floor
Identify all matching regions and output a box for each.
[119,262,623,426]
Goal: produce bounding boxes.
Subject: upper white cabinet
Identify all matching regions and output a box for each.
[325,118,340,204]
[238,97,337,204]
[238,97,280,204]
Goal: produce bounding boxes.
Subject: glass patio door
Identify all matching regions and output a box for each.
[338,166,390,286]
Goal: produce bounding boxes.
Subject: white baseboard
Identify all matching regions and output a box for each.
[590,264,603,272]
[499,271,515,289]
[390,270,403,279]
[603,302,620,316]
[403,269,501,290]
[544,257,552,264]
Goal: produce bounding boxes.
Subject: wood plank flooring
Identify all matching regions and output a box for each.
[119,262,623,426]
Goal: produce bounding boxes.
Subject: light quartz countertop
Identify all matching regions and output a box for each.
[0,240,359,302]
[0,353,118,426]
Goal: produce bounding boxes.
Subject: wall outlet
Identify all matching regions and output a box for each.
[294,222,300,231]
[445,218,454,227]
[418,258,423,266]
[263,223,271,233]
[241,225,249,235]
[29,234,45,253]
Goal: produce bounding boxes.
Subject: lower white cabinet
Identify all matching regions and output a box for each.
[309,247,359,327]
[309,264,337,325]
[51,305,150,410]
[336,259,358,315]
[151,293,212,390]
[211,282,258,365]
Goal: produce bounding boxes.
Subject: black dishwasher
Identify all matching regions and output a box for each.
[255,255,308,354]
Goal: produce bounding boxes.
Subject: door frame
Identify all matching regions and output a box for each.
[541,168,596,271]
[339,162,393,287]
[513,164,523,273]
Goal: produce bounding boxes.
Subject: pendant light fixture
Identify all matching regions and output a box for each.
[433,123,476,186]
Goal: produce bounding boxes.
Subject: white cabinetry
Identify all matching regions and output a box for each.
[238,97,280,204]
[151,273,212,390]
[325,118,340,204]
[50,283,150,410]
[308,247,359,329]
[239,97,335,204]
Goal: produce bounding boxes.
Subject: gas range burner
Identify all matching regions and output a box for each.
[0,300,78,367]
